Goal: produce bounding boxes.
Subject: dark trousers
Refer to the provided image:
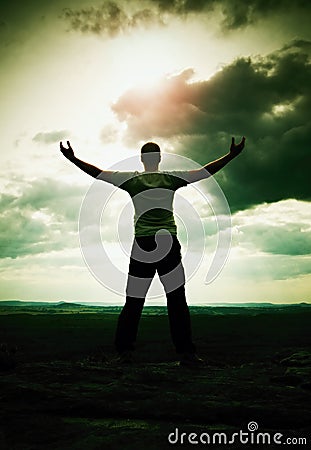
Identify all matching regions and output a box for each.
[114,234,196,354]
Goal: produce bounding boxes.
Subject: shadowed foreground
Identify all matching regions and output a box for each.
[0,307,311,449]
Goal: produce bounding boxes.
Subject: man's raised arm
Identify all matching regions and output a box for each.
[60,141,114,182]
[185,136,246,183]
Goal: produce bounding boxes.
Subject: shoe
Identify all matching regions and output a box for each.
[115,350,134,364]
[179,353,205,368]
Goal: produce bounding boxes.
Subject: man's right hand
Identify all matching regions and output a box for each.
[60,141,75,161]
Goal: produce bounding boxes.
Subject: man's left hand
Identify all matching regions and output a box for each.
[230,136,246,157]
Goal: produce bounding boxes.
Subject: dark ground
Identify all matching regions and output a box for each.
[0,307,311,449]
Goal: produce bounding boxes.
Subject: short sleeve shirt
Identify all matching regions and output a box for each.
[108,171,190,236]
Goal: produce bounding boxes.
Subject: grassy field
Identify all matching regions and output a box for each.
[0,307,311,449]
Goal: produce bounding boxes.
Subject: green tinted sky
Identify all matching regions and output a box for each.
[0,0,310,303]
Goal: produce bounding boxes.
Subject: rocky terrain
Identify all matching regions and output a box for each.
[0,306,310,449]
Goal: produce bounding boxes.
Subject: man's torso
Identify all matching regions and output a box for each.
[109,171,189,236]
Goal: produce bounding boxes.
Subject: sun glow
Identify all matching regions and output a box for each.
[109,29,186,93]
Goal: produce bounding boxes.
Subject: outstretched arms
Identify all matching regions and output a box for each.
[60,141,113,181]
[186,136,246,183]
[60,137,245,184]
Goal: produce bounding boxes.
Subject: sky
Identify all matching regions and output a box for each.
[0,0,310,304]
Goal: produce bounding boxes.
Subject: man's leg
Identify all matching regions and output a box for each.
[166,284,196,354]
[158,236,196,354]
[114,296,145,354]
[114,237,156,354]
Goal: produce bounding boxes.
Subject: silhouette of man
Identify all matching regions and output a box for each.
[60,137,245,365]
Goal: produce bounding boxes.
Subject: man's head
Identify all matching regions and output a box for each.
[141,142,161,171]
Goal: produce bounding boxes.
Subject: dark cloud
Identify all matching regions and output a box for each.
[112,68,200,140]
[112,40,311,211]
[33,130,69,144]
[61,2,164,37]
[217,0,310,30]
[0,178,85,259]
[61,0,311,36]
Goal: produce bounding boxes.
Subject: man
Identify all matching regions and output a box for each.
[60,137,245,366]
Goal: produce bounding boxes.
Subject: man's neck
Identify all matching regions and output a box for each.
[143,167,159,172]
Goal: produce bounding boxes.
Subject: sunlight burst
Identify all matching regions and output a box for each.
[112,30,183,92]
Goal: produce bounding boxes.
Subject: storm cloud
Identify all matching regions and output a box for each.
[61,1,163,37]
[112,40,311,211]
[61,0,311,36]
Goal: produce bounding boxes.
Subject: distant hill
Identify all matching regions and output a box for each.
[0,300,82,307]
[1,300,310,307]
[0,300,84,307]
[53,301,84,308]
[0,301,59,307]
[0,300,310,316]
